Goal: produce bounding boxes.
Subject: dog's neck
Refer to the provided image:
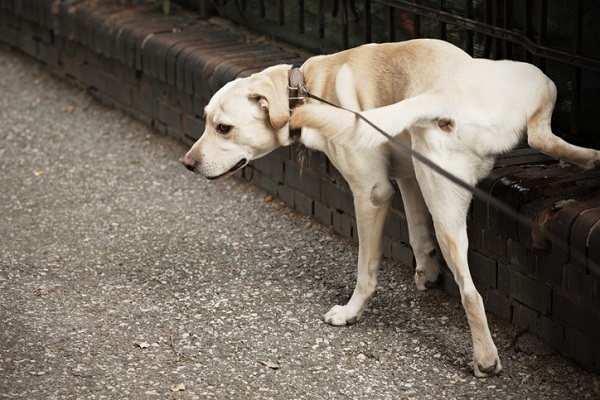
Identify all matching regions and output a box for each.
[281,65,330,152]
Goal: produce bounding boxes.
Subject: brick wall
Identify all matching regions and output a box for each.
[2,0,600,373]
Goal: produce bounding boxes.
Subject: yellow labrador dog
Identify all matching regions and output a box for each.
[182,38,600,377]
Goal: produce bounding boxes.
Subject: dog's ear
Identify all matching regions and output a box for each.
[248,76,290,130]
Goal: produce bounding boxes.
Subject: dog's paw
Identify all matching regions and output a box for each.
[473,348,502,378]
[414,257,442,291]
[572,150,600,171]
[323,305,361,326]
[473,356,502,378]
[586,155,600,171]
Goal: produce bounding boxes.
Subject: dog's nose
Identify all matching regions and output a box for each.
[181,154,198,172]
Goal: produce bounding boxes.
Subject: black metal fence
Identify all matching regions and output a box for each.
[178,0,600,148]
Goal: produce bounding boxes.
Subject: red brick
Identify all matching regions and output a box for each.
[105,75,132,107]
[506,238,535,276]
[209,48,286,83]
[392,189,404,211]
[37,41,59,67]
[391,240,415,268]
[296,171,321,201]
[313,200,332,227]
[468,249,498,289]
[80,63,106,91]
[182,114,204,141]
[251,156,284,184]
[441,267,460,299]
[0,23,18,47]
[140,29,186,78]
[571,206,600,268]
[544,197,596,262]
[332,210,354,240]
[166,32,232,86]
[535,248,564,286]
[564,327,598,372]
[481,230,507,260]
[271,146,292,160]
[587,223,600,281]
[382,237,392,260]
[498,263,551,315]
[180,42,242,94]
[494,148,555,168]
[385,211,402,241]
[470,197,488,232]
[257,174,279,196]
[131,17,188,70]
[512,301,563,351]
[553,292,600,337]
[294,191,313,216]
[320,180,354,217]
[285,162,320,200]
[132,89,158,119]
[467,225,484,249]
[325,161,348,189]
[485,289,512,321]
[276,184,294,209]
[284,162,303,191]
[158,101,182,131]
[563,263,595,301]
[304,149,327,174]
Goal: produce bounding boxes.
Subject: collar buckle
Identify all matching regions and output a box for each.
[288,67,306,107]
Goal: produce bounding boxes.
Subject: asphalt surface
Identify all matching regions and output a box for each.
[0,46,599,399]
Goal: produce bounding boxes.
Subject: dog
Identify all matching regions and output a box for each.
[182,38,600,377]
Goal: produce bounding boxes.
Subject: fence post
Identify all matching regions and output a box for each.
[198,0,216,18]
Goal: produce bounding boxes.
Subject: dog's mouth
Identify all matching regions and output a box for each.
[207,159,247,180]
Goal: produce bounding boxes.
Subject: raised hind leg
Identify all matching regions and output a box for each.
[527,86,600,170]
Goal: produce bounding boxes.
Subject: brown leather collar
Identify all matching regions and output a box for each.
[288,67,305,140]
[288,67,305,109]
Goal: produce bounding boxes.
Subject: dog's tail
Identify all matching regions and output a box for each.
[290,92,455,148]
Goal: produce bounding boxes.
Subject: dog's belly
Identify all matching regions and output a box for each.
[387,140,415,179]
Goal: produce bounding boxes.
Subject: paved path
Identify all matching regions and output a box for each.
[0,46,598,399]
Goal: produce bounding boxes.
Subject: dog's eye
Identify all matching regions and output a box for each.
[216,124,232,134]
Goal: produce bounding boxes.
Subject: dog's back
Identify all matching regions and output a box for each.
[301,39,472,109]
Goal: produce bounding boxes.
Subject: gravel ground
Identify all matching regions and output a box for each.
[0,46,599,399]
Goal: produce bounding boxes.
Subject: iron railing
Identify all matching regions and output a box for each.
[179,0,600,148]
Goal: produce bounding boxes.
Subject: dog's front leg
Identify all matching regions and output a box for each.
[324,180,394,326]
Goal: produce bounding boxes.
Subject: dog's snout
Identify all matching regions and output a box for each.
[181,154,198,172]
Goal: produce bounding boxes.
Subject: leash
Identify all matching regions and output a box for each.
[290,73,600,279]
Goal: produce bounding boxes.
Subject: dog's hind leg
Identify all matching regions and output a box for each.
[291,91,454,149]
[411,126,501,377]
[433,219,501,377]
[396,177,441,290]
[527,85,600,170]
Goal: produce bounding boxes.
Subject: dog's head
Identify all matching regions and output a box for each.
[182,65,292,180]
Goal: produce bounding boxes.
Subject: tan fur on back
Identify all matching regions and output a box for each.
[301,40,467,109]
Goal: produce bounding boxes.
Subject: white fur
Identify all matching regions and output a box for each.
[183,39,600,378]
